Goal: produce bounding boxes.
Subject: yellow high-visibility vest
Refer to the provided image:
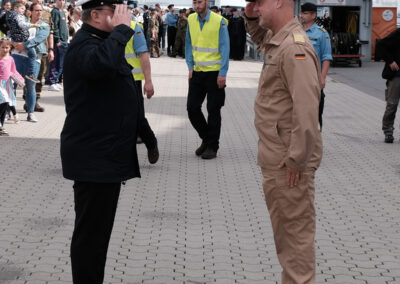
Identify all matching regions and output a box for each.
[125,21,145,81]
[188,12,223,72]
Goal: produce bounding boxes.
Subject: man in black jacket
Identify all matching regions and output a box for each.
[377,29,400,143]
[61,0,140,282]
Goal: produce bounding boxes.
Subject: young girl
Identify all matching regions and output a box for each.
[0,38,24,136]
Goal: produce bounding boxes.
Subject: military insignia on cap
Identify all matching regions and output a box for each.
[76,0,123,9]
[295,54,306,60]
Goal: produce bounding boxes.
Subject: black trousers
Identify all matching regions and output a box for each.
[319,90,325,130]
[187,71,225,151]
[0,102,9,126]
[9,105,16,116]
[167,26,177,54]
[135,80,157,149]
[70,181,121,284]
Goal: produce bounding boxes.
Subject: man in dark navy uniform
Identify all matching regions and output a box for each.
[60,0,140,282]
[301,2,332,130]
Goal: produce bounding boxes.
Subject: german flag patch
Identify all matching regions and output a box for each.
[295,54,306,60]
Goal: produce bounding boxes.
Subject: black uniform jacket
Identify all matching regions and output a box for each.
[61,23,141,183]
[376,28,400,80]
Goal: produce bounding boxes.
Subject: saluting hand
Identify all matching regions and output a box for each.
[278,161,303,188]
[111,4,131,28]
[245,2,258,19]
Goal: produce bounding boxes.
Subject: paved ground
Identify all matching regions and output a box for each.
[328,61,386,101]
[0,56,400,284]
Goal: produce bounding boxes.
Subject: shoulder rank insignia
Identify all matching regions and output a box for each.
[90,34,101,39]
[319,26,327,33]
[293,34,305,43]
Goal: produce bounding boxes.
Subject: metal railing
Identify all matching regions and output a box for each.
[246,34,263,62]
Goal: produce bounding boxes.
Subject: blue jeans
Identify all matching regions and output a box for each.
[12,54,40,113]
[27,47,37,77]
[49,42,68,85]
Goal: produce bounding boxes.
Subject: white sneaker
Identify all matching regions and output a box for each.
[48,84,61,91]
[27,112,38,122]
[56,84,63,90]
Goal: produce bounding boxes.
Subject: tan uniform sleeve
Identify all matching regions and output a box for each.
[244,18,270,48]
[280,43,322,170]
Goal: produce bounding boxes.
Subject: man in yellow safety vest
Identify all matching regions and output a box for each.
[126,2,159,164]
[185,0,230,159]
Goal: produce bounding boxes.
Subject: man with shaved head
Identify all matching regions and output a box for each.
[244,0,322,283]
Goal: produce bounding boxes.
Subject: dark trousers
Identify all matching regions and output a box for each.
[187,71,225,151]
[36,55,48,99]
[70,181,121,284]
[9,105,16,116]
[0,102,9,126]
[167,26,177,54]
[173,34,185,57]
[49,42,68,85]
[382,77,400,135]
[135,80,157,149]
[319,90,325,130]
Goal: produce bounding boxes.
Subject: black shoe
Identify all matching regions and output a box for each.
[148,145,159,164]
[195,142,207,156]
[201,147,217,160]
[384,135,394,143]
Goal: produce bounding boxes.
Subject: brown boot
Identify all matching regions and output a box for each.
[34,102,45,112]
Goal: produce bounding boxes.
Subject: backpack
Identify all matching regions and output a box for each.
[0,10,9,35]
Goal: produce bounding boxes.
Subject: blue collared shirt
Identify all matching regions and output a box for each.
[306,23,332,66]
[185,10,230,77]
[166,12,178,27]
[132,23,148,54]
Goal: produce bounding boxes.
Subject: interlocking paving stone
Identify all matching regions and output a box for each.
[0,57,399,283]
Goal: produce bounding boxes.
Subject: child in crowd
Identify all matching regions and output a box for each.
[6,2,40,83]
[0,38,25,136]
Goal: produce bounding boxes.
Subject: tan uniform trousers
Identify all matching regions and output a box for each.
[261,168,316,284]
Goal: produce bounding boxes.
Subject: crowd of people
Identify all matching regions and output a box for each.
[0,1,249,137]
[129,3,247,60]
[0,0,82,136]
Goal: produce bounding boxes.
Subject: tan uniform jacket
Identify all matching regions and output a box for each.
[246,17,323,171]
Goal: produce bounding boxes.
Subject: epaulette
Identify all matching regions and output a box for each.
[90,34,102,39]
[293,33,305,43]
[318,26,327,33]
